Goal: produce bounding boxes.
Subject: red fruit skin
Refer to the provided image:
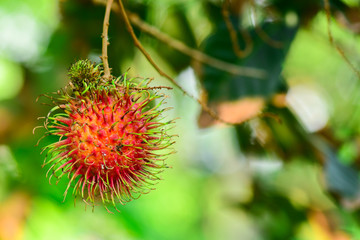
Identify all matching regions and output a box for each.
[41,80,175,210]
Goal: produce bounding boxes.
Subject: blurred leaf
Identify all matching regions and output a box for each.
[0,145,19,179]
[46,0,136,77]
[0,192,31,240]
[154,4,197,72]
[24,197,135,240]
[264,106,315,160]
[0,58,23,101]
[0,145,19,200]
[312,137,360,199]
[272,160,334,209]
[240,179,307,240]
[334,2,360,33]
[200,17,298,102]
[298,211,351,240]
[198,97,265,128]
[339,209,360,238]
[338,141,357,165]
[269,0,322,19]
[234,105,315,158]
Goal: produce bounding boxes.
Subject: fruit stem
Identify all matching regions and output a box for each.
[101,0,113,80]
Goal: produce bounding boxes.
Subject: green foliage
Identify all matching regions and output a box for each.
[201,16,297,102]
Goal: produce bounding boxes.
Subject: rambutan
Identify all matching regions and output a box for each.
[37,60,175,210]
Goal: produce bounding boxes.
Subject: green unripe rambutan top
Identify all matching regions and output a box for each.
[68,59,102,92]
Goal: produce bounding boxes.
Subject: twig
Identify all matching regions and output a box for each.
[116,0,263,125]
[324,0,360,78]
[249,0,283,48]
[101,0,113,80]
[116,0,183,91]
[255,27,283,48]
[324,0,335,45]
[222,0,253,58]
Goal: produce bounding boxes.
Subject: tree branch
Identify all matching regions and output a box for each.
[222,0,253,58]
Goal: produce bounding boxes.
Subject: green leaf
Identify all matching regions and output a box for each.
[338,141,357,165]
[312,137,360,198]
[200,17,298,102]
[154,4,197,72]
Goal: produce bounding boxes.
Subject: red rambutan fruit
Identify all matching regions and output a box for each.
[37,60,175,211]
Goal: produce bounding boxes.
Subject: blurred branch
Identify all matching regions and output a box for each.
[324,0,360,78]
[255,26,283,48]
[249,0,283,48]
[93,0,267,79]
[101,0,113,80]
[222,0,253,58]
[128,12,266,78]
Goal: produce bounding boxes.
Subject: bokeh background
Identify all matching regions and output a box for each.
[1,0,360,239]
